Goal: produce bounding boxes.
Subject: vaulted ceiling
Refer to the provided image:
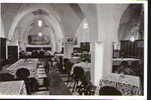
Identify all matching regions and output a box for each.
[1,3,85,42]
[118,4,144,40]
[1,3,143,43]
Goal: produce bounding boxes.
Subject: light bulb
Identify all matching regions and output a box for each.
[83,23,88,29]
[38,20,43,27]
[130,36,135,42]
[38,32,43,37]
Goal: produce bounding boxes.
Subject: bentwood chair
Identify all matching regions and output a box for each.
[16,68,39,94]
[99,86,122,95]
[76,80,96,95]
[71,66,85,92]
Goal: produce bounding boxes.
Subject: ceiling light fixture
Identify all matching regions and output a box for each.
[129,23,140,42]
[38,32,43,37]
[83,23,88,29]
[130,36,135,42]
[38,19,43,27]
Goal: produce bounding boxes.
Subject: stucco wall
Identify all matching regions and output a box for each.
[1,4,84,40]
[0,4,5,38]
[92,4,129,86]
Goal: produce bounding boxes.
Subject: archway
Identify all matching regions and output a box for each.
[15,14,58,52]
[118,4,143,41]
[8,6,64,52]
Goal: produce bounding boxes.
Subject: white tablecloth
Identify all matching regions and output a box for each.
[7,59,39,78]
[99,73,141,95]
[0,81,27,95]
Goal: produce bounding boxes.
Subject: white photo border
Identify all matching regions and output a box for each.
[0,0,148,100]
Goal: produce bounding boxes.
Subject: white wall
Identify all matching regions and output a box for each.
[79,4,98,42]
[93,42,104,86]
[76,18,90,44]
[0,4,5,38]
[75,4,129,86]
[90,4,128,86]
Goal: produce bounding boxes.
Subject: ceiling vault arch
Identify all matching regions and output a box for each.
[8,6,64,41]
[8,6,64,52]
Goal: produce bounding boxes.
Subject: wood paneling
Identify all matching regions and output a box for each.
[0,38,6,70]
[120,40,144,59]
[8,46,18,64]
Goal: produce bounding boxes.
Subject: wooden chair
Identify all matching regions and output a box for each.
[99,86,122,95]
[16,68,39,94]
[71,66,85,92]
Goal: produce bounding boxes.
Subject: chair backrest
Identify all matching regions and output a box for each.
[99,86,122,95]
[73,66,85,81]
[16,68,39,94]
[64,59,73,73]
[16,68,30,80]
[24,77,39,94]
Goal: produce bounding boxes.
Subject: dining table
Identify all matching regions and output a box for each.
[0,80,27,95]
[6,58,39,78]
[99,73,141,95]
[7,58,48,87]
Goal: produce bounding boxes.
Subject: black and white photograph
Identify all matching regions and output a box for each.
[0,2,147,97]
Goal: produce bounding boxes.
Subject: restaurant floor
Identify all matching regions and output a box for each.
[0,64,79,95]
[32,69,79,95]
